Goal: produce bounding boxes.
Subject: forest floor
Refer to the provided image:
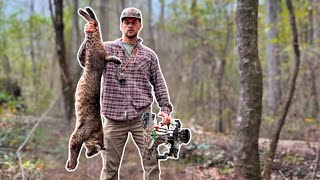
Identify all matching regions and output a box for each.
[1,115,320,180]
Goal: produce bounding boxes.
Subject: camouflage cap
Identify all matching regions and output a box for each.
[120,7,142,22]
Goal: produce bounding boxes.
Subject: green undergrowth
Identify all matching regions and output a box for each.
[0,118,46,179]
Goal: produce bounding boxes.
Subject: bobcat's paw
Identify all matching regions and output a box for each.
[66,159,78,171]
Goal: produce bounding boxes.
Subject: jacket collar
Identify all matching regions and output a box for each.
[115,37,143,48]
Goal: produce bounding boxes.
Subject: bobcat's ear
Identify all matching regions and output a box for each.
[85,7,97,22]
[78,7,98,27]
[78,8,92,22]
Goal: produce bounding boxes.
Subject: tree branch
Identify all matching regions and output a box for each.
[262,0,301,179]
[48,0,56,28]
[312,145,320,180]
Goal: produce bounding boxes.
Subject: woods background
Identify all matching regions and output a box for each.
[1,0,320,179]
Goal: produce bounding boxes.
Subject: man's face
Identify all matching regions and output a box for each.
[121,18,142,39]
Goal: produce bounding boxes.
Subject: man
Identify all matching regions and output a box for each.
[78,7,173,180]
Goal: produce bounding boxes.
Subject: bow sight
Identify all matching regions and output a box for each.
[141,113,191,161]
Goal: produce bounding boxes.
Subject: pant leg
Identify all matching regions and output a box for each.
[100,118,129,180]
[130,117,160,180]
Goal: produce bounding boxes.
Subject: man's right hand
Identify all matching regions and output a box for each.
[85,21,98,33]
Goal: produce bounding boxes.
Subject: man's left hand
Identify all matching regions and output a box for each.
[159,112,171,125]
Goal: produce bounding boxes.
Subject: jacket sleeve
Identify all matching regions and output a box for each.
[77,41,86,68]
[149,51,173,115]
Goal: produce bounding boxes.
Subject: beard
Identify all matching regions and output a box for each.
[125,31,138,39]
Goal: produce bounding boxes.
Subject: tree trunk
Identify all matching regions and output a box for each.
[308,0,319,118]
[191,0,198,28]
[233,0,262,179]
[72,0,80,60]
[314,0,320,45]
[159,0,165,25]
[70,0,82,87]
[49,0,74,125]
[120,0,126,9]
[262,0,301,179]
[216,16,233,133]
[29,0,39,102]
[99,0,110,40]
[310,63,319,118]
[1,55,11,81]
[118,0,126,37]
[147,0,155,50]
[157,0,165,54]
[266,0,281,115]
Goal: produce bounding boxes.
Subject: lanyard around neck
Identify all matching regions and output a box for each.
[121,47,139,70]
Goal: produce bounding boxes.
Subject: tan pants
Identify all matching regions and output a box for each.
[100,111,160,180]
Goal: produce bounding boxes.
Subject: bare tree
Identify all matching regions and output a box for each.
[99,0,110,40]
[159,0,165,23]
[309,58,319,119]
[72,0,80,59]
[157,0,165,53]
[308,0,319,118]
[1,55,11,81]
[117,0,126,37]
[29,0,38,102]
[266,0,282,115]
[233,0,262,179]
[49,0,74,125]
[215,10,233,133]
[70,0,83,85]
[147,0,155,50]
[262,0,301,179]
[154,0,166,55]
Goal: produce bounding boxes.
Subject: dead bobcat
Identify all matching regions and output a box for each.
[66,7,121,171]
